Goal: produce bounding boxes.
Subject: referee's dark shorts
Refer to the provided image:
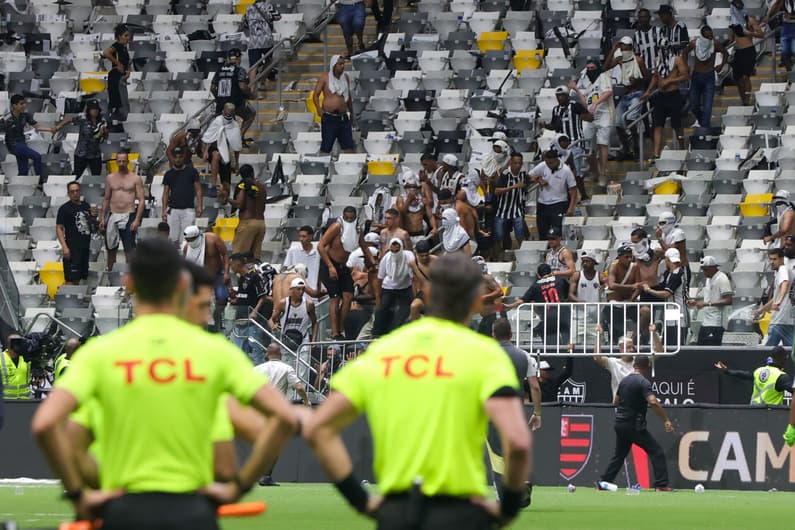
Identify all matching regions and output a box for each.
[376,491,496,530]
[102,493,219,530]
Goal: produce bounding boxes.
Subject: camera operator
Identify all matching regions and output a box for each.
[1,333,32,400]
[54,338,83,380]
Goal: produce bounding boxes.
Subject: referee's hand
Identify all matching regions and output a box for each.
[470,497,514,527]
[201,482,242,505]
[75,488,125,521]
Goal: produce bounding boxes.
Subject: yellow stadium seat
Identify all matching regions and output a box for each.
[213,217,239,243]
[654,179,680,195]
[79,72,108,93]
[477,31,508,52]
[367,160,396,176]
[740,193,773,217]
[306,90,324,123]
[514,50,545,70]
[235,0,254,14]
[107,153,140,173]
[759,311,771,337]
[40,262,65,299]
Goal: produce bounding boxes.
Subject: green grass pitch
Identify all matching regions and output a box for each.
[1,483,792,529]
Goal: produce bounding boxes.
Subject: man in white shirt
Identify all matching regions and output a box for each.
[283,225,321,298]
[575,58,614,187]
[687,256,733,345]
[373,237,415,337]
[593,324,663,398]
[254,342,311,486]
[656,210,690,286]
[529,149,578,241]
[754,248,793,347]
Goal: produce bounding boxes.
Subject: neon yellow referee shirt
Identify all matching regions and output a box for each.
[57,314,267,493]
[331,317,519,498]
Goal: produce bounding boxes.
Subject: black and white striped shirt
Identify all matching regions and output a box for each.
[785,0,795,16]
[551,101,587,142]
[633,26,659,72]
[660,21,689,55]
[495,168,526,220]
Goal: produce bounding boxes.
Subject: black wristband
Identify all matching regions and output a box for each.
[500,488,523,519]
[234,473,252,496]
[334,473,369,513]
[62,488,84,502]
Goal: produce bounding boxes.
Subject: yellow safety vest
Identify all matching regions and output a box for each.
[751,366,785,405]
[1,350,31,400]
[53,354,70,380]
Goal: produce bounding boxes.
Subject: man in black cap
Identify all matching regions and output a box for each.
[507,263,570,346]
[657,5,689,55]
[211,48,255,139]
[529,149,577,240]
[602,244,638,344]
[537,359,574,403]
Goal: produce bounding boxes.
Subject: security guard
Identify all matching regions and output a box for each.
[32,238,300,528]
[1,334,31,400]
[53,338,82,380]
[304,253,531,528]
[715,346,792,405]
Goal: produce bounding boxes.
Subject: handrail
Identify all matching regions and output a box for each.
[23,312,84,339]
[759,12,785,82]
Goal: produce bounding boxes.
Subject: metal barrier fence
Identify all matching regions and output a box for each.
[513,302,683,356]
[0,239,19,331]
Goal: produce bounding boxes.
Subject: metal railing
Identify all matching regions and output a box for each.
[760,12,785,83]
[512,301,683,356]
[23,312,83,339]
[623,89,658,168]
[0,240,20,330]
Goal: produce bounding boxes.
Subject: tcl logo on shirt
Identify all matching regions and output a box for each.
[380,354,455,379]
[114,359,206,384]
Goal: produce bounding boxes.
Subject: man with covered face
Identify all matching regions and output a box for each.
[684,25,726,128]
[202,102,241,198]
[655,211,689,286]
[319,205,359,340]
[440,207,472,256]
[373,237,415,337]
[764,191,795,247]
[183,225,230,328]
[603,36,649,161]
[574,58,614,187]
[395,168,436,245]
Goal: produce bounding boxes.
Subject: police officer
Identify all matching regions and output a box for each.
[715,346,792,405]
[211,48,255,140]
[304,253,531,528]
[1,334,31,400]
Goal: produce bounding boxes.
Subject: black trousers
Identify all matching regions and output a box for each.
[102,492,219,530]
[377,494,496,530]
[536,201,568,240]
[373,287,412,337]
[600,422,669,488]
[371,0,394,33]
[477,312,497,336]
[74,155,102,179]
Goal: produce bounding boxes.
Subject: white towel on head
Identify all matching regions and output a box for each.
[383,238,411,285]
[695,36,714,62]
[339,216,359,253]
[183,234,206,266]
[328,55,349,98]
[441,208,469,253]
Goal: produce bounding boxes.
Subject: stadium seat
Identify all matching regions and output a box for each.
[39,261,65,298]
[213,217,239,243]
[476,31,509,52]
[739,194,772,217]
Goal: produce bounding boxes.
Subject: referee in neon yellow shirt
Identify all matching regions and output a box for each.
[304,253,531,528]
[32,238,300,528]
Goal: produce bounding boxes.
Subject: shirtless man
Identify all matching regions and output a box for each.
[347,232,379,339]
[603,244,638,344]
[99,150,145,271]
[408,239,435,320]
[318,205,359,340]
[230,164,266,259]
[472,256,503,336]
[685,26,726,128]
[419,153,443,196]
[166,123,202,168]
[730,0,764,105]
[182,225,230,328]
[631,228,667,343]
[544,227,576,286]
[395,172,436,244]
[313,55,355,155]
[456,189,488,247]
[379,207,412,256]
[272,263,320,303]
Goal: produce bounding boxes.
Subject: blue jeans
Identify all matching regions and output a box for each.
[616,90,643,129]
[781,21,795,61]
[494,216,525,244]
[232,321,266,365]
[11,142,43,177]
[337,2,365,36]
[689,71,715,127]
[766,324,794,347]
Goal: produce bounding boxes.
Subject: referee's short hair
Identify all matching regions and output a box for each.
[633,356,650,369]
[183,260,214,294]
[129,238,183,303]
[427,253,483,323]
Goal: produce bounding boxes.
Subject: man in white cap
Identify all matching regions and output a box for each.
[480,139,511,182]
[269,277,318,350]
[765,191,795,247]
[656,210,689,286]
[313,55,355,155]
[537,359,574,403]
[346,232,380,340]
[639,247,688,345]
[569,249,605,345]
[437,153,463,194]
[687,255,733,345]
[183,225,230,327]
[395,168,436,244]
[603,35,649,160]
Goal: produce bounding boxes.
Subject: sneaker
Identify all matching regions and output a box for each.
[258,475,280,487]
[655,486,674,492]
[521,482,533,508]
[595,481,610,491]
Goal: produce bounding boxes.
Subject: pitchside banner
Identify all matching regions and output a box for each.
[532,405,795,491]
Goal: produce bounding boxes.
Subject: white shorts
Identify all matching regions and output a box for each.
[583,114,614,147]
